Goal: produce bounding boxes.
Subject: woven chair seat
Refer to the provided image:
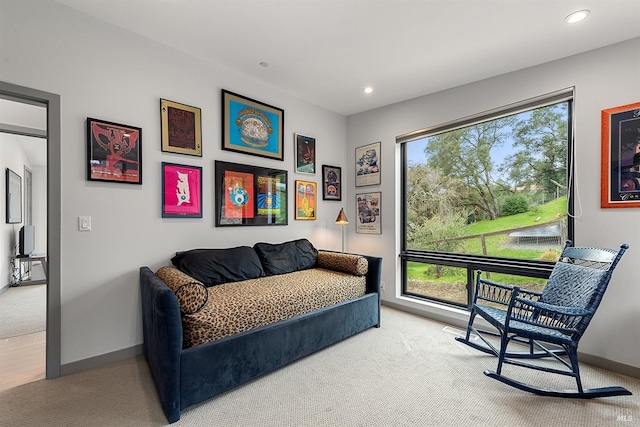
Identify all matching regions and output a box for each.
[475,304,573,346]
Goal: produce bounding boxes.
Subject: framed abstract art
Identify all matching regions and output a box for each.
[160,99,202,157]
[322,165,341,200]
[295,133,316,174]
[86,117,142,184]
[221,90,284,161]
[215,160,288,226]
[295,180,317,220]
[162,162,203,218]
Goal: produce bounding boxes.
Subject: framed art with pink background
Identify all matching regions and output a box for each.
[162,162,203,218]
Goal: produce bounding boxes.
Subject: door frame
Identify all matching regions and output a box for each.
[0,81,61,378]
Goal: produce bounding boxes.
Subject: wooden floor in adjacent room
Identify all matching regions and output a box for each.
[0,331,45,392]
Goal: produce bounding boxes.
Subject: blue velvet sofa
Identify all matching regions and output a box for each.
[140,240,381,423]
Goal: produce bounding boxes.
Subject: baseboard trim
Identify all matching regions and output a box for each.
[381,300,469,330]
[382,301,640,380]
[579,353,640,379]
[60,344,143,376]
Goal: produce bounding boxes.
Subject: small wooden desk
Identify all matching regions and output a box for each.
[10,255,48,286]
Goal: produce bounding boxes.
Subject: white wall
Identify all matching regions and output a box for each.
[1,0,349,365]
[347,38,640,370]
[32,164,47,254]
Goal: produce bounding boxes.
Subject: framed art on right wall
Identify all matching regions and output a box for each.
[601,101,640,208]
[356,191,381,234]
[355,141,380,187]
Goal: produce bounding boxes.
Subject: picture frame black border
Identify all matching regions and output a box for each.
[215,160,288,226]
[321,164,342,201]
[221,89,285,161]
[86,117,142,185]
[5,168,22,224]
[294,133,316,174]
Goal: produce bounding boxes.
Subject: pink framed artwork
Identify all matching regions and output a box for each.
[162,162,203,218]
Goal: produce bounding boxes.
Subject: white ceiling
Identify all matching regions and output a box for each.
[0,99,47,167]
[54,0,640,116]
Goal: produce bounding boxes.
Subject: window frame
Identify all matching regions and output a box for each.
[398,89,575,309]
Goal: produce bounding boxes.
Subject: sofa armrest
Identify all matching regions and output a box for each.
[140,266,183,423]
[362,255,382,294]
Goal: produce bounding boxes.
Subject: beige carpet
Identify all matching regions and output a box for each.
[0,284,46,339]
[0,306,637,426]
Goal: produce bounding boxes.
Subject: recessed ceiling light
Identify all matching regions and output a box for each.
[363,87,373,94]
[565,10,590,24]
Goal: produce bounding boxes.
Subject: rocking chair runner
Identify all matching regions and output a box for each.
[456,240,631,398]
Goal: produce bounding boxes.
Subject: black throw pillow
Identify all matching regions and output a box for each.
[171,246,264,286]
[253,238,318,276]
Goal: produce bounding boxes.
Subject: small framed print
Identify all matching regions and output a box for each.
[87,117,142,184]
[355,142,381,187]
[5,168,21,224]
[356,192,381,234]
[215,161,288,226]
[161,99,202,157]
[221,89,284,161]
[162,163,203,218]
[295,133,316,174]
[322,165,341,201]
[601,101,640,208]
[295,180,317,220]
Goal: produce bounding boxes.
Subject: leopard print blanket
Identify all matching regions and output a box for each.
[182,268,366,348]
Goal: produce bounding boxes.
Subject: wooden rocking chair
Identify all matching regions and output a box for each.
[456,241,631,398]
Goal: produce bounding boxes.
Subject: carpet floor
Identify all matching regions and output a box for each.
[0,283,46,339]
[0,306,637,426]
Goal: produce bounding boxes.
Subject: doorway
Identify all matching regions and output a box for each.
[0,81,61,380]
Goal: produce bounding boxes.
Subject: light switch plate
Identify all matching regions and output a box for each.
[78,216,92,231]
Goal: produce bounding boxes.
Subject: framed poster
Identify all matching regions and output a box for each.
[355,141,381,187]
[295,133,315,174]
[87,117,142,184]
[356,192,381,234]
[221,89,284,161]
[295,180,317,220]
[160,99,202,156]
[601,101,640,208]
[162,162,203,218]
[5,168,21,224]
[322,165,341,200]
[215,160,288,226]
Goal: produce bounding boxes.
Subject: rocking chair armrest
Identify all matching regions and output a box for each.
[513,297,592,317]
[475,276,542,307]
[509,297,593,333]
[478,277,514,289]
[475,278,517,306]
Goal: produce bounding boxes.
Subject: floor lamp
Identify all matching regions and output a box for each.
[335,208,349,253]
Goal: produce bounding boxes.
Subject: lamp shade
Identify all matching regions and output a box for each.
[335,208,349,225]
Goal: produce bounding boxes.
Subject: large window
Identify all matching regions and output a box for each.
[400,90,574,308]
